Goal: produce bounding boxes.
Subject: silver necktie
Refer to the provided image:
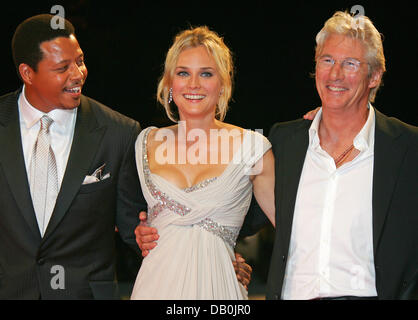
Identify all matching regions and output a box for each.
[30,115,58,237]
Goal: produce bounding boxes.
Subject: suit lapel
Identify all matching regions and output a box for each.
[43,96,106,239]
[279,122,310,254]
[372,110,406,255]
[0,90,41,239]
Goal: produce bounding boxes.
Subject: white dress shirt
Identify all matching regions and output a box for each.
[18,85,77,235]
[281,106,378,300]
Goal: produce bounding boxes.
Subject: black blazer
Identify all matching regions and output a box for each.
[0,89,146,299]
[241,110,418,299]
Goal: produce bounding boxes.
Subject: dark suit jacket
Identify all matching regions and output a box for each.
[241,110,418,299]
[0,89,147,299]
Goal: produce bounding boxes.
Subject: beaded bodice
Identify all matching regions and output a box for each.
[140,127,239,247]
[136,126,271,248]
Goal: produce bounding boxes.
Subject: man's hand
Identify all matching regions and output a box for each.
[303,106,321,120]
[232,253,252,290]
[135,211,159,257]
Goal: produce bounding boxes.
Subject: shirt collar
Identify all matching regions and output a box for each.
[308,104,375,152]
[308,107,323,149]
[353,104,375,152]
[19,85,77,130]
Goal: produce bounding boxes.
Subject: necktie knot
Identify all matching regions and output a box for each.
[40,115,53,132]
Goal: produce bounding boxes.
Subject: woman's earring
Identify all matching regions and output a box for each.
[168,88,173,104]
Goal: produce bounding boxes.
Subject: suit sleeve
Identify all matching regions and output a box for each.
[115,122,147,255]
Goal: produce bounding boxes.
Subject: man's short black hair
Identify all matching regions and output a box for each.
[12,14,75,79]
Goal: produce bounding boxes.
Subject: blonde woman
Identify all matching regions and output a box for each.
[130,26,275,299]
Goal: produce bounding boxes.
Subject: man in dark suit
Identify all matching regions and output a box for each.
[242,11,418,300]
[0,14,146,299]
[257,110,418,300]
[138,11,418,299]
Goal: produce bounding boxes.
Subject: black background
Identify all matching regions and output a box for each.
[1,0,417,132]
[1,0,417,297]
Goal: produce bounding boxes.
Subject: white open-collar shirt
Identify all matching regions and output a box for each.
[281,105,378,300]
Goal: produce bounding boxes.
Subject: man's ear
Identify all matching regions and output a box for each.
[368,69,383,89]
[18,63,35,85]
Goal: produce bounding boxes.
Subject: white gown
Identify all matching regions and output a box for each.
[130,127,271,300]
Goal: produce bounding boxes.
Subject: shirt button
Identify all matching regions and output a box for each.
[37,258,45,265]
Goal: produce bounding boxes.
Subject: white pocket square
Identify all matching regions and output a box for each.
[82,164,111,185]
[82,175,100,185]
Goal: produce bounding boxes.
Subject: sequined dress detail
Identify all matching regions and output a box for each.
[130,127,271,299]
